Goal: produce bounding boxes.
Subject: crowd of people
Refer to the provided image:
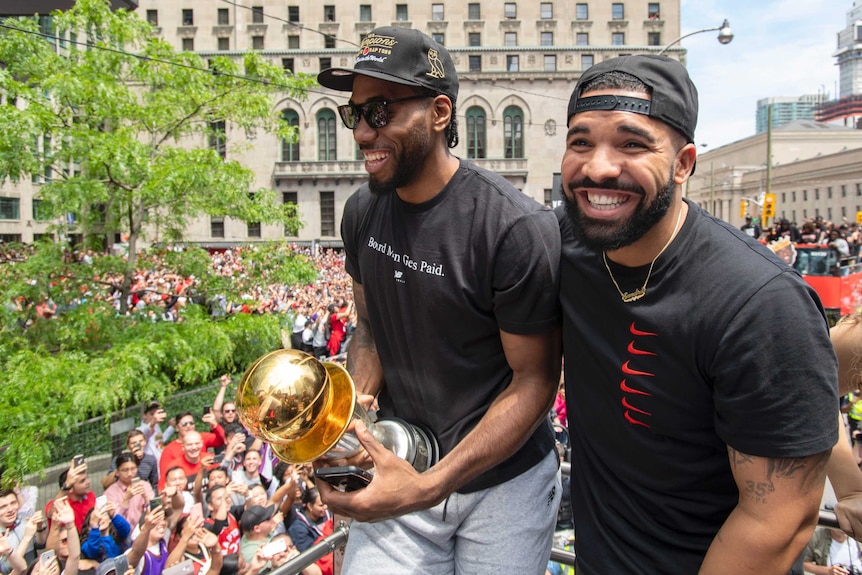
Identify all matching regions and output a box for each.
[743,214,862,258]
[4,244,356,358]
[0,377,345,575]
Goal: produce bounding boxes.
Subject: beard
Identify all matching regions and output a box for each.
[563,170,676,252]
[366,120,433,196]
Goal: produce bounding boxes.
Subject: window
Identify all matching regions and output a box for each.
[465,107,486,159]
[283,192,298,236]
[282,57,294,72]
[842,184,847,197]
[803,189,808,201]
[575,4,588,20]
[503,106,524,159]
[288,35,300,49]
[318,109,337,161]
[320,191,335,236]
[319,57,331,71]
[792,190,797,201]
[247,221,261,238]
[648,3,660,19]
[359,5,372,21]
[541,32,553,46]
[281,109,300,162]
[288,6,300,22]
[544,54,557,71]
[396,4,408,21]
[828,186,833,199]
[432,4,444,21]
[209,120,226,159]
[146,9,158,25]
[468,3,481,19]
[648,32,660,46]
[432,33,445,45]
[324,35,336,48]
[576,32,589,45]
[323,5,335,22]
[612,3,624,19]
[218,37,230,50]
[506,55,519,71]
[815,188,820,200]
[857,183,861,196]
[612,32,625,45]
[210,217,224,238]
[540,3,553,19]
[469,55,482,72]
[504,32,517,46]
[182,9,194,25]
[252,6,264,23]
[217,8,229,25]
[504,3,517,19]
[468,33,481,46]
[0,198,20,220]
[252,35,264,50]
[182,38,194,51]
[33,199,49,221]
[581,54,594,69]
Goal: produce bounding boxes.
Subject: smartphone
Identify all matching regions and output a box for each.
[203,406,212,416]
[315,466,373,492]
[212,453,225,464]
[149,496,163,510]
[95,495,107,510]
[260,538,287,559]
[189,502,203,521]
[40,550,55,567]
[131,476,141,483]
[73,454,85,467]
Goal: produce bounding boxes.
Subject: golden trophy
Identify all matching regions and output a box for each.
[236,349,438,472]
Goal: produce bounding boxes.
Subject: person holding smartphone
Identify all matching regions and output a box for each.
[45,458,94,534]
[104,454,154,529]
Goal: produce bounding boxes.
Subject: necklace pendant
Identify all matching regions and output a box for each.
[621,288,646,303]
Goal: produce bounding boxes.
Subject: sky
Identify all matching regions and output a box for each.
[680,0,853,150]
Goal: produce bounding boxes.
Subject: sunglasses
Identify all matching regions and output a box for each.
[179,421,195,427]
[337,94,431,130]
[223,409,236,413]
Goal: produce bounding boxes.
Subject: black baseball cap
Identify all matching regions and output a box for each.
[318,27,459,103]
[240,504,276,532]
[567,55,698,144]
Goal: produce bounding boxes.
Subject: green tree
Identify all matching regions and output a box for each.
[0,0,316,313]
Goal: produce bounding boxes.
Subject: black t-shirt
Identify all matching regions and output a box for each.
[557,200,838,574]
[342,159,561,492]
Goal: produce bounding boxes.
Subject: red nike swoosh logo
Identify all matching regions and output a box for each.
[630,322,657,337]
[619,379,652,396]
[622,361,655,377]
[621,397,651,416]
[627,341,656,356]
[624,411,651,428]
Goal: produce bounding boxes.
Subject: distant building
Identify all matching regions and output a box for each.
[817,1,862,125]
[685,120,862,226]
[756,95,822,133]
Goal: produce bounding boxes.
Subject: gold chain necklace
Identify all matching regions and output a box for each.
[602,207,684,303]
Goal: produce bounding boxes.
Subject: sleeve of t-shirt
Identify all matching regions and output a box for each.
[492,208,561,335]
[712,271,838,458]
[341,190,363,284]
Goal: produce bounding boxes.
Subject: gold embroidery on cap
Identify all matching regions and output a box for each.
[427,49,445,79]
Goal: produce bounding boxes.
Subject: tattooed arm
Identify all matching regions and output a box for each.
[699,447,831,575]
[345,281,384,398]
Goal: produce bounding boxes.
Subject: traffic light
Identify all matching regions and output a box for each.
[763,193,776,218]
[739,199,748,219]
[857,211,862,225]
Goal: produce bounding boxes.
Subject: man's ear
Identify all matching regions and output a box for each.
[430,95,452,134]
[674,143,697,184]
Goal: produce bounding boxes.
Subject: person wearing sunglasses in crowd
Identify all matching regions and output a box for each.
[158,412,225,491]
[315,27,562,575]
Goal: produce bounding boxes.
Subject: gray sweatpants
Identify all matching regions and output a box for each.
[342,450,561,574]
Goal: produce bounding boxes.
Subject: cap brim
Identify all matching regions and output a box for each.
[318,68,424,93]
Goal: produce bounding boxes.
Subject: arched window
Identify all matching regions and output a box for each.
[281,109,300,162]
[503,106,524,159]
[465,106,486,159]
[317,109,337,161]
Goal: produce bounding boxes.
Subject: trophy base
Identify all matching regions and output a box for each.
[375,418,440,473]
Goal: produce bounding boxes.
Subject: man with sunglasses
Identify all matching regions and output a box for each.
[158,411,225,490]
[316,27,561,574]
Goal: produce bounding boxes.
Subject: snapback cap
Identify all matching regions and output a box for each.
[318,27,459,103]
[567,55,698,143]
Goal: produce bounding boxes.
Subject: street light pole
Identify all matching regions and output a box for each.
[658,19,734,56]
